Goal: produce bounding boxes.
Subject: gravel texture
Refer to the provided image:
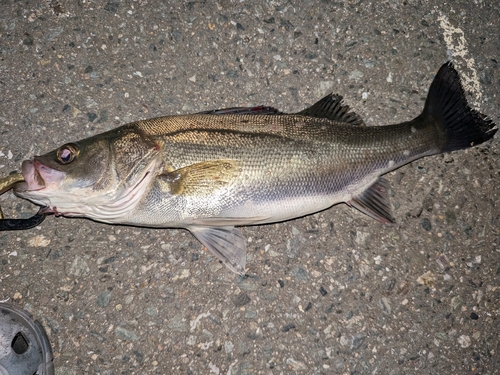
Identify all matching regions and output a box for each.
[0,1,499,374]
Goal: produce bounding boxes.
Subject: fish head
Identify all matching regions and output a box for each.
[15,128,160,221]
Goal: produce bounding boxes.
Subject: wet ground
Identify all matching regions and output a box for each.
[1,1,499,374]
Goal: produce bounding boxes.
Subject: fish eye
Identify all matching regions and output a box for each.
[56,143,79,164]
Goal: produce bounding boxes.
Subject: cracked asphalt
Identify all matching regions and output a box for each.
[0,1,499,374]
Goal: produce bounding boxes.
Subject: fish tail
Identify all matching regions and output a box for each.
[422,62,497,153]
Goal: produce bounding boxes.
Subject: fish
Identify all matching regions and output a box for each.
[12,62,497,274]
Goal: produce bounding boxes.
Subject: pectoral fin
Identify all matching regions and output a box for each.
[348,178,395,224]
[189,226,247,274]
[159,160,240,196]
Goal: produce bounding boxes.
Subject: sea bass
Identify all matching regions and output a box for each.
[14,63,497,273]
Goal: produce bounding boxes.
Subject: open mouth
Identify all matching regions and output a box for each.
[15,160,45,192]
[32,160,47,188]
[15,159,65,192]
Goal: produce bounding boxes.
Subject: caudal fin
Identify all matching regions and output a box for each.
[422,62,497,153]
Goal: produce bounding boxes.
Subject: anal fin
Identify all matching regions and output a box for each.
[189,226,247,274]
[347,178,395,224]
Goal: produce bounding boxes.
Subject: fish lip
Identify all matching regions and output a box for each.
[16,158,65,192]
[14,159,45,192]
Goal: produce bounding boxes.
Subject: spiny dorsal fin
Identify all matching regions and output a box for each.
[297,93,365,126]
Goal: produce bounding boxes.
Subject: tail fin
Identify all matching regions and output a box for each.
[422,62,497,153]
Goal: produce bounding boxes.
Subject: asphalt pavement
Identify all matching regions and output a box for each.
[0,1,499,374]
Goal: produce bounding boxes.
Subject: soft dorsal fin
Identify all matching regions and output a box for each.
[197,106,282,115]
[297,93,365,126]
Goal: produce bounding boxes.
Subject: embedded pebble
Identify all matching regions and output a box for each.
[28,235,51,247]
[451,296,463,310]
[96,291,112,307]
[145,306,158,316]
[167,315,187,332]
[115,327,139,341]
[290,266,309,280]
[349,70,364,81]
[233,292,251,307]
[457,335,471,348]
[67,256,90,277]
[286,358,307,371]
[416,271,435,287]
[421,218,432,231]
[224,340,234,353]
[55,367,77,375]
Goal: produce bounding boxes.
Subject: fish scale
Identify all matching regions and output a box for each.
[139,117,431,204]
[10,62,497,274]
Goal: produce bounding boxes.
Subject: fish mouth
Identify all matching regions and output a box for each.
[15,158,65,193]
